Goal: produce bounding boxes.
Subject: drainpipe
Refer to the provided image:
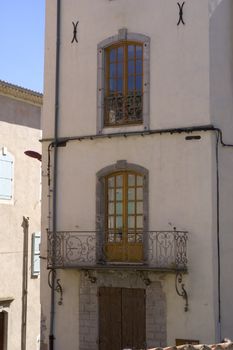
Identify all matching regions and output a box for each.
[49,0,61,349]
[21,217,29,350]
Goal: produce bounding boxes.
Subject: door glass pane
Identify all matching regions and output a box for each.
[116,202,123,215]
[108,177,114,187]
[108,216,114,229]
[108,202,114,215]
[117,79,123,92]
[128,188,135,200]
[128,60,134,75]
[128,174,135,186]
[128,233,135,243]
[128,216,135,229]
[137,202,143,214]
[136,45,142,59]
[116,175,123,187]
[137,175,143,186]
[116,233,122,242]
[109,79,116,92]
[136,60,142,75]
[136,216,143,228]
[110,63,116,78]
[128,76,135,91]
[117,63,123,77]
[128,202,135,214]
[108,233,114,242]
[128,45,134,59]
[116,216,123,228]
[136,233,143,242]
[136,187,143,200]
[118,47,124,61]
[116,188,122,201]
[110,48,116,62]
[108,189,115,201]
[136,75,142,91]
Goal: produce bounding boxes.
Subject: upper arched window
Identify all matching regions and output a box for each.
[97,29,150,133]
[104,42,143,126]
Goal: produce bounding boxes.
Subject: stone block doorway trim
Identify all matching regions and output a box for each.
[79,271,167,350]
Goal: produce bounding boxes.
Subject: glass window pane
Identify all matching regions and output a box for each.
[137,202,143,214]
[108,189,115,201]
[128,60,134,75]
[136,76,142,91]
[136,233,143,243]
[116,233,122,242]
[128,234,135,243]
[136,60,142,75]
[116,202,123,215]
[128,216,135,229]
[108,216,114,229]
[108,177,114,187]
[116,216,123,228]
[118,47,124,61]
[108,233,114,242]
[128,202,135,215]
[128,174,135,186]
[117,63,123,77]
[128,188,135,200]
[116,188,122,201]
[110,48,116,62]
[117,79,123,92]
[136,215,143,229]
[128,76,135,91]
[108,202,114,215]
[136,45,142,59]
[110,63,116,78]
[128,45,134,59]
[109,79,116,92]
[137,175,143,186]
[116,175,123,187]
[137,187,143,200]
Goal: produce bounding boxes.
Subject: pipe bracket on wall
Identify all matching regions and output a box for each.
[71,21,79,43]
[177,2,185,26]
[85,270,97,284]
[175,272,188,311]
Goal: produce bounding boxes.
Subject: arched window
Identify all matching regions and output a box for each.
[96,161,148,263]
[97,29,150,133]
[105,42,143,126]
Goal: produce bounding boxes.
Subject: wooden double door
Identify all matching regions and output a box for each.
[99,287,146,350]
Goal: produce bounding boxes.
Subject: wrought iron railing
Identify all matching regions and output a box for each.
[47,230,188,270]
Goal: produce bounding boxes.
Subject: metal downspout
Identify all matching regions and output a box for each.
[49,0,61,349]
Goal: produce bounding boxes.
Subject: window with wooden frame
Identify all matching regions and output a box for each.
[104,42,143,126]
[97,29,150,133]
[105,171,144,262]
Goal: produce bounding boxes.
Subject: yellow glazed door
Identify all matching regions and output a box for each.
[105,171,143,262]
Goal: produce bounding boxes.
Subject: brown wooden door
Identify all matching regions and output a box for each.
[99,287,146,350]
[0,312,5,350]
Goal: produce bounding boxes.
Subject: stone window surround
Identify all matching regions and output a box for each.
[96,160,149,262]
[97,28,150,134]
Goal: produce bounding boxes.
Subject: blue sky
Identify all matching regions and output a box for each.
[0,1,45,93]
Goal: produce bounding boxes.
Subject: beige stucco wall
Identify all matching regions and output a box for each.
[0,93,41,350]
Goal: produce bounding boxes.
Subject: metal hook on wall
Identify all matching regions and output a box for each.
[48,269,63,305]
[71,21,79,43]
[177,2,185,26]
[175,272,188,312]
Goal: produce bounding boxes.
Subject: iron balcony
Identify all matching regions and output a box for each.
[47,230,188,272]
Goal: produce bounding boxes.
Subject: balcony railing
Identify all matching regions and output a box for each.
[47,230,188,271]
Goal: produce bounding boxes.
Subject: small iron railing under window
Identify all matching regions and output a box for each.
[104,93,143,126]
[47,230,188,271]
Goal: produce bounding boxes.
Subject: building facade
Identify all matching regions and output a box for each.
[0,81,42,350]
[41,1,233,349]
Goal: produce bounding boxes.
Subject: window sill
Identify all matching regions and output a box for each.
[100,124,148,135]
